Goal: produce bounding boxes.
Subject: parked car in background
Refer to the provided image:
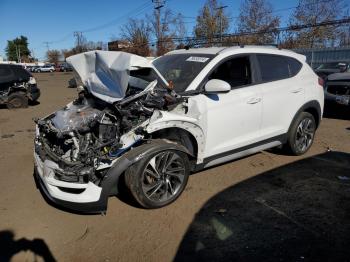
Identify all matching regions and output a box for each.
[35,64,55,73]
[59,62,73,72]
[324,72,350,108]
[25,65,34,72]
[315,62,349,79]
[0,64,40,109]
[30,66,40,73]
[34,47,324,213]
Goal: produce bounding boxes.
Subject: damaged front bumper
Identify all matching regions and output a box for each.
[34,150,108,213]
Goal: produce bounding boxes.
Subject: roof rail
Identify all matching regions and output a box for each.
[260,43,282,50]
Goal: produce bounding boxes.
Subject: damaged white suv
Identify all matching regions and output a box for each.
[34,47,324,213]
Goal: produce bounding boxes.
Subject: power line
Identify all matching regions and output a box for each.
[43,41,50,51]
[122,17,350,48]
[181,0,338,21]
[81,1,152,33]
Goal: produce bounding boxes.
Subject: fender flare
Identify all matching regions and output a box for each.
[288,100,322,135]
[146,120,206,163]
[100,139,192,199]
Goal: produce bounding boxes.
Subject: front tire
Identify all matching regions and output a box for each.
[7,92,28,109]
[285,112,316,155]
[126,150,190,208]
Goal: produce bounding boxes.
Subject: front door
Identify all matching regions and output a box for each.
[200,55,263,159]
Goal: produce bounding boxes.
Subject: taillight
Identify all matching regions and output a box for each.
[318,77,324,87]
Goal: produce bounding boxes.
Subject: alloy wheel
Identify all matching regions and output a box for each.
[141,151,186,203]
[295,118,315,153]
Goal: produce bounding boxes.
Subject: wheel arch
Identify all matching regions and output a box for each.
[101,139,193,197]
[150,127,199,160]
[146,120,206,163]
[288,100,322,134]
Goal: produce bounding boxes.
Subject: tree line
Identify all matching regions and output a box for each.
[5,0,350,63]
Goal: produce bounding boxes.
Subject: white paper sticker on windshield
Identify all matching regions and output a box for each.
[186,56,209,63]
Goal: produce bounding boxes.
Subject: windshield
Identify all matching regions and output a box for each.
[153,53,214,92]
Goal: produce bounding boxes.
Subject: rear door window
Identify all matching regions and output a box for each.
[257,54,289,82]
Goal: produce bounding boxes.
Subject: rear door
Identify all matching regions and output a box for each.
[254,54,305,140]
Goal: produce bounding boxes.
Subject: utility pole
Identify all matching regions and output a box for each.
[31,49,35,61]
[74,31,84,52]
[15,45,19,62]
[43,41,50,51]
[215,5,228,44]
[152,0,165,55]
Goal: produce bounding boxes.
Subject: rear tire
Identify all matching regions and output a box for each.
[284,112,316,155]
[7,92,28,109]
[125,149,190,209]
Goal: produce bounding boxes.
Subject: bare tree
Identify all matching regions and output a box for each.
[46,49,61,65]
[61,49,74,60]
[173,13,188,48]
[237,0,280,45]
[287,0,348,48]
[121,18,151,56]
[85,41,103,51]
[339,27,350,46]
[194,0,230,45]
[147,8,178,56]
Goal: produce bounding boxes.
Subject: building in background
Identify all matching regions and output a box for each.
[295,46,350,69]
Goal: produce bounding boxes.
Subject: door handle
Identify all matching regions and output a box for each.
[247,97,262,104]
[291,88,303,93]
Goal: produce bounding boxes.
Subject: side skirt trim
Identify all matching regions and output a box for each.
[194,134,286,171]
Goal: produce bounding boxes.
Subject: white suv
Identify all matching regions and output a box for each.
[36,64,55,73]
[33,47,324,213]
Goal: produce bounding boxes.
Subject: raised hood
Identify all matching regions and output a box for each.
[67,50,162,103]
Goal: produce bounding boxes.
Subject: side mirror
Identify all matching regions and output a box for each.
[204,79,231,93]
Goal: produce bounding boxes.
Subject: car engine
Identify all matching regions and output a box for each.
[35,84,183,184]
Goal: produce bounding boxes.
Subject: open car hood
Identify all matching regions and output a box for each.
[67,51,165,103]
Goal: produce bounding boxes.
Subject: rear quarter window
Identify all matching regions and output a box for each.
[257,54,302,82]
[287,57,302,77]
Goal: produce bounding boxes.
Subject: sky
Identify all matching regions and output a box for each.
[0,0,299,61]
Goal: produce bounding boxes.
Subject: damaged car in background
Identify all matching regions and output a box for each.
[0,64,40,109]
[324,72,350,109]
[34,47,324,213]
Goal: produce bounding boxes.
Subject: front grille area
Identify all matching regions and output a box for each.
[327,84,350,96]
[54,169,89,184]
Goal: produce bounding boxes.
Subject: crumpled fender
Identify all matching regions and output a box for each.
[146,110,206,163]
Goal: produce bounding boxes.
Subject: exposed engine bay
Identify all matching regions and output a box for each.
[34,51,187,185]
[35,80,184,184]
